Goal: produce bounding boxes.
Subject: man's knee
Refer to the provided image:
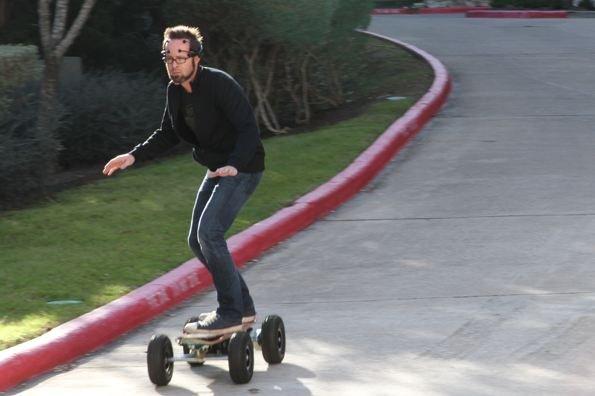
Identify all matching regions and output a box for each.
[197,225,224,249]
[188,234,201,254]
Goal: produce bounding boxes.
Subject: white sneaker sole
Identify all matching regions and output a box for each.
[198,312,256,324]
[183,323,244,337]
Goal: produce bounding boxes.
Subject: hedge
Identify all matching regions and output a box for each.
[0,45,56,209]
[0,45,41,117]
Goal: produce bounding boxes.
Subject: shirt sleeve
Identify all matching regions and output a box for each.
[214,73,260,170]
[128,94,180,162]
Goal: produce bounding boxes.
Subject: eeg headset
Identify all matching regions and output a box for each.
[161,38,204,58]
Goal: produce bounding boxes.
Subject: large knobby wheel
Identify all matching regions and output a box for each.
[227,331,254,384]
[147,334,174,386]
[260,315,285,364]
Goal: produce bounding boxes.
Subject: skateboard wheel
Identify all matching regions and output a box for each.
[227,331,254,384]
[147,334,174,386]
[261,315,285,364]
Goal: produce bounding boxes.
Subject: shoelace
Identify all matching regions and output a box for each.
[200,310,216,320]
[199,312,220,326]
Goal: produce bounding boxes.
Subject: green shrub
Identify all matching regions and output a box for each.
[57,70,164,168]
[0,83,65,209]
[0,45,41,89]
[0,45,57,209]
[1,2,376,133]
[164,0,374,130]
[0,67,164,206]
[0,45,42,117]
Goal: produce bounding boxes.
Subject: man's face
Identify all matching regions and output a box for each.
[163,39,200,85]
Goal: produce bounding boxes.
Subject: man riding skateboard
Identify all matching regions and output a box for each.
[103,25,265,337]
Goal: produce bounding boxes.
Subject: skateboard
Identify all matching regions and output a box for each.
[146,314,285,385]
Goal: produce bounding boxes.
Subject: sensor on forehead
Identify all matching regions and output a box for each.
[161,38,203,57]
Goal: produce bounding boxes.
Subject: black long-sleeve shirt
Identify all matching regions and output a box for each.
[129,65,265,173]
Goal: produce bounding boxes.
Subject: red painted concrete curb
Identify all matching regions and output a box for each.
[373,6,489,14]
[0,31,452,392]
[466,10,568,18]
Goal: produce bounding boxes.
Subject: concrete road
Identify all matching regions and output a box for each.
[9,14,595,396]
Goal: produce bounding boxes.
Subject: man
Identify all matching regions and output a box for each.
[102,25,265,336]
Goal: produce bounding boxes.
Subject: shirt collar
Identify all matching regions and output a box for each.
[190,64,204,88]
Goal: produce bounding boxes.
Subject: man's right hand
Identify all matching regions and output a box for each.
[103,154,135,176]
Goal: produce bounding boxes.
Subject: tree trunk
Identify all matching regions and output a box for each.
[328,60,344,104]
[244,46,286,134]
[36,0,97,179]
[283,59,305,125]
[261,45,286,133]
[306,51,343,108]
[300,54,311,124]
[39,55,60,130]
[39,56,62,158]
[34,55,62,196]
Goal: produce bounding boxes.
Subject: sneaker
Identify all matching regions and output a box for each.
[184,313,242,336]
[197,308,256,324]
[197,310,217,323]
[242,306,256,324]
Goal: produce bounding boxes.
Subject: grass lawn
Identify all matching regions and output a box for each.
[0,36,434,350]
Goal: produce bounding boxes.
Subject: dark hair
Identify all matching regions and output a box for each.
[162,25,204,57]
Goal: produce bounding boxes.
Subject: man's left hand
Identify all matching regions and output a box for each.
[214,165,238,177]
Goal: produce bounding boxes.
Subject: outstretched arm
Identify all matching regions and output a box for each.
[127,99,180,162]
[102,96,180,177]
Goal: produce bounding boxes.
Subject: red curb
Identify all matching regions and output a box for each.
[466,10,568,18]
[0,31,452,392]
[373,6,489,14]
[0,261,213,392]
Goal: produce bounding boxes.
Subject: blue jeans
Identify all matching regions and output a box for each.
[187,171,263,321]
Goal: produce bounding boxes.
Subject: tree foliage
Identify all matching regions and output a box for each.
[164,0,373,132]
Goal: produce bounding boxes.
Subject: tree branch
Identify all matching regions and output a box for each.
[37,0,52,53]
[54,0,97,58]
[51,0,69,45]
